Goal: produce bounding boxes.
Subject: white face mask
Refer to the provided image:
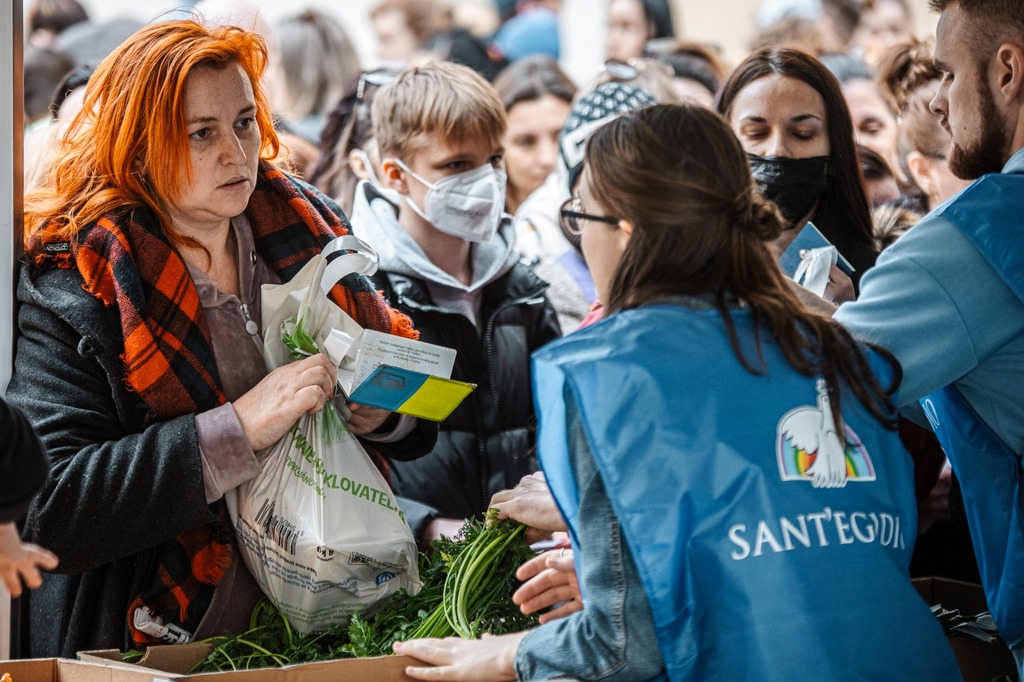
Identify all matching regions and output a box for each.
[396,160,507,243]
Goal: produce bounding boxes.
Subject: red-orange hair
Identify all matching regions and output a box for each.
[24,20,281,247]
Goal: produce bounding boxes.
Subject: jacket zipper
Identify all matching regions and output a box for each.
[238,303,264,356]
[478,285,549,507]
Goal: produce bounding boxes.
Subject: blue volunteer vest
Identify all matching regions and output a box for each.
[534,304,960,681]
[920,169,1024,647]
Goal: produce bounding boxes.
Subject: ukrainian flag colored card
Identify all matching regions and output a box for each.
[348,365,476,422]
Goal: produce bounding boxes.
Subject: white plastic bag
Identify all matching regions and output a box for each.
[229,236,421,634]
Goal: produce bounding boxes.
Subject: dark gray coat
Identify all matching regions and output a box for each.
[9,265,214,657]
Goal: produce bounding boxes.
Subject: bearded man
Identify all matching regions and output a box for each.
[836,0,1024,674]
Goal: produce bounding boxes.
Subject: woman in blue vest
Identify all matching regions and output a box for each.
[395,104,960,681]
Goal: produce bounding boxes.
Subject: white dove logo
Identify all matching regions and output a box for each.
[776,379,875,488]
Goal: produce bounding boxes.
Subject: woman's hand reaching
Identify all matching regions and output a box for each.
[513,548,583,624]
[233,353,337,451]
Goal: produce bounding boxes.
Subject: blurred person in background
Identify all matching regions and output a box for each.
[717,48,878,298]
[820,52,901,181]
[584,56,680,105]
[849,0,915,65]
[493,56,576,217]
[26,0,89,49]
[858,143,901,206]
[605,0,676,62]
[751,0,844,54]
[370,0,505,79]
[489,0,561,63]
[653,41,727,107]
[878,37,973,212]
[370,0,445,66]
[657,51,721,107]
[23,47,74,126]
[267,9,361,147]
[309,70,396,217]
[517,82,657,332]
[24,64,94,193]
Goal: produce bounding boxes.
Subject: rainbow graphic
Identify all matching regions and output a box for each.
[776,426,876,483]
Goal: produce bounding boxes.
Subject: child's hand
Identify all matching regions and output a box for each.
[0,521,58,597]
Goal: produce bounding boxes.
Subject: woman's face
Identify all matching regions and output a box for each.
[728,73,830,160]
[606,0,649,62]
[169,62,261,237]
[842,79,898,165]
[578,167,630,305]
[503,94,571,210]
[373,7,420,64]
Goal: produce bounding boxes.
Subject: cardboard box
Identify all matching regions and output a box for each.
[79,643,418,681]
[913,576,1016,682]
[0,657,168,681]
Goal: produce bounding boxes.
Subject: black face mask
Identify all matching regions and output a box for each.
[747,154,829,228]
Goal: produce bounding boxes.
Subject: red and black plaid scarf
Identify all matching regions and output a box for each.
[29,161,416,647]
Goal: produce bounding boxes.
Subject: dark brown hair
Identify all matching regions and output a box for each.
[716,48,878,279]
[588,104,900,428]
[309,78,378,215]
[492,55,577,113]
[28,0,88,36]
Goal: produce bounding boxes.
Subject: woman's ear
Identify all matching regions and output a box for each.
[905,151,936,203]
[347,149,372,182]
[380,159,408,194]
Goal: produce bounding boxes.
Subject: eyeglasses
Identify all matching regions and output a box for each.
[559,198,621,236]
[356,69,398,101]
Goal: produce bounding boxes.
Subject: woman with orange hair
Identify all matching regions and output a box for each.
[7,20,434,658]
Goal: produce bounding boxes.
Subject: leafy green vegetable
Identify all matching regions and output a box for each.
[282,314,320,359]
[183,514,538,672]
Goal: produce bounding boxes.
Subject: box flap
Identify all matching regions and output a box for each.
[0,658,58,681]
[79,647,419,680]
[80,643,213,676]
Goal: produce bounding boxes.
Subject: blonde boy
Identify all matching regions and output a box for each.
[353,61,561,543]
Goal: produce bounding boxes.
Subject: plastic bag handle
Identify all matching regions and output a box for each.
[296,235,380,326]
[318,235,380,296]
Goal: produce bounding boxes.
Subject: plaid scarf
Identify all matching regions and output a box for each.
[29,161,416,647]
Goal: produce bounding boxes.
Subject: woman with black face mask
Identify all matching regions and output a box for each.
[716,48,879,296]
